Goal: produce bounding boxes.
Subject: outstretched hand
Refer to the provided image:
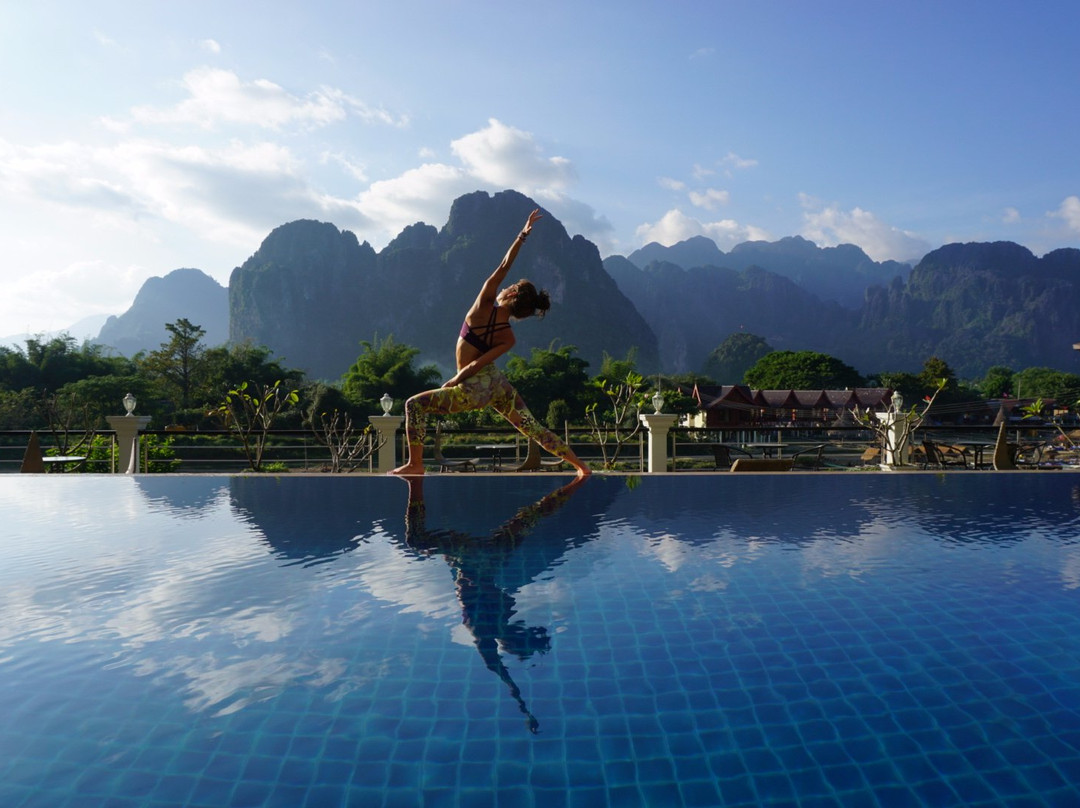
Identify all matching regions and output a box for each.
[523,208,542,234]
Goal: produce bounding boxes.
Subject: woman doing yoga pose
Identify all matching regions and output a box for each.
[390,208,590,477]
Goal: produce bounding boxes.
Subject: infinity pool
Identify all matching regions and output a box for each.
[1,473,1079,806]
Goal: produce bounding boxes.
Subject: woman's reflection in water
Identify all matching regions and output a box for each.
[399,475,589,733]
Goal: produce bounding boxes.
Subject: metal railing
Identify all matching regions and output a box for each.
[2,421,1067,473]
[0,429,376,474]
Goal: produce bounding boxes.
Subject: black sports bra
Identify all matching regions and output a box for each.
[459,304,511,353]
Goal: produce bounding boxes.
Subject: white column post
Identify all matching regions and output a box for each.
[368,415,403,473]
[639,413,680,473]
[106,415,153,473]
[874,411,911,467]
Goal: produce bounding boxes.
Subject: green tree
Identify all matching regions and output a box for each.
[504,344,591,425]
[140,319,207,413]
[3,335,132,394]
[877,371,922,402]
[744,350,864,389]
[1013,367,1080,404]
[980,366,1015,399]
[203,342,303,397]
[651,373,701,418]
[342,335,441,414]
[918,356,960,397]
[211,380,300,472]
[55,374,153,426]
[0,388,39,429]
[0,345,37,392]
[584,370,645,469]
[702,333,773,383]
[594,348,639,386]
[882,356,977,416]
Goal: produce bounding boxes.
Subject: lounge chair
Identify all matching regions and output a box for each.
[540,454,566,471]
[1018,441,1054,467]
[509,439,567,471]
[791,443,828,469]
[711,443,752,470]
[922,439,968,469]
[509,439,540,472]
[992,422,1018,470]
[433,426,479,472]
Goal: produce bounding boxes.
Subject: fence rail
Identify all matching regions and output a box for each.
[0,421,1062,474]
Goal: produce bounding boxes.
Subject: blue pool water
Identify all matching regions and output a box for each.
[1,472,1080,807]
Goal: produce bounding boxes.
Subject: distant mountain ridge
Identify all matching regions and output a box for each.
[94,268,228,356]
[229,190,658,379]
[628,235,911,309]
[81,192,1080,382]
[852,241,1080,376]
[608,239,1080,378]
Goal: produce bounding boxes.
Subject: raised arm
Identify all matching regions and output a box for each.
[447,209,542,387]
[475,209,543,304]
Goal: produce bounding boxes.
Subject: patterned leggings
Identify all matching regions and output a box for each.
[404,365,574,460]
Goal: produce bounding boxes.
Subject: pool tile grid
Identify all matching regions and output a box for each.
[4,475,1080,807]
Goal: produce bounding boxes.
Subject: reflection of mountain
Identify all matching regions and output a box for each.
[605,474,1080,548]
[136,476,229,516]
[228,476,401,564]
[138,472,1080,735]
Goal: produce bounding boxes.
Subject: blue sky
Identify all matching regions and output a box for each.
[2,1,1079,340]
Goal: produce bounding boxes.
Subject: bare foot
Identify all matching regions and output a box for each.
[389,461,426,476]
[570,458,591,477]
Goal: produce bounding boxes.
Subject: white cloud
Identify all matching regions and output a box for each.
[1050,196,1080,233]
[721,151,758,170]
[0,259,145,335]
[199,39,221,54]
[450,118,576,190]
[532,190,616,254]
[658,176,686,192]
[1,96,610,334]
[321,150,368,182]
[688,188,730,211]
[1002,207,1021,224]
[358,163,476,236]
[635,208,770,249]
[113,67,406,132]
[691,163,715,181]
[358,118,609,249]
[798,194,930,262]
[0,135,372,250]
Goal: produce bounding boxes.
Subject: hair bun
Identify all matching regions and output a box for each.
[535,289,551,316]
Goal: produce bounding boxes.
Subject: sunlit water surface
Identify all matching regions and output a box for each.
[1,473,1079,807]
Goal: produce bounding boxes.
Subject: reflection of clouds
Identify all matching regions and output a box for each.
[688,574,729,593]
[353,529,461,621]
[642,533,692,572]
[134,652,351,717]
[7,471,1080,730]
[0,479,253,648]
[793,519,903,584]
[0,476,405,720]
[1062,551,1080,591]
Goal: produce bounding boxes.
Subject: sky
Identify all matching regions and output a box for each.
[2,0,1079,341]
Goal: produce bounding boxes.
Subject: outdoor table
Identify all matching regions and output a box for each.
[475,444,516,471]
[742,442,789,459]
[953,440,995,469]
[43,455,86,472]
